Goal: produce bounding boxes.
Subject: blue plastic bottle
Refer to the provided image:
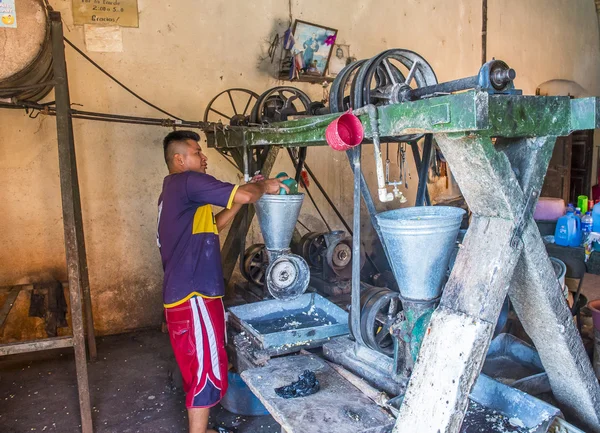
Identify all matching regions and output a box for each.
[555,210,575,247]
[593,202,600,233]
[569,208,583,247]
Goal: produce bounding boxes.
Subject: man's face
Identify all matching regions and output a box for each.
[181,140,208,173]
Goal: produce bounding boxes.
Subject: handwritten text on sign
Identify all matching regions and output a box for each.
[72,0,139,28]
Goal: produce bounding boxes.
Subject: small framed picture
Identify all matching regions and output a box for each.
[289,20,338,77]
[328,44,350,77]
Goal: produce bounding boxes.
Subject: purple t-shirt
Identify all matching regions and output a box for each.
[157,171,238,307]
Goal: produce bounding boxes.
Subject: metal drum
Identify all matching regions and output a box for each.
[0,0,53,101]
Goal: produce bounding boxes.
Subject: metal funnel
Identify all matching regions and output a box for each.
[375,206,465,301]
[255,194,305,252]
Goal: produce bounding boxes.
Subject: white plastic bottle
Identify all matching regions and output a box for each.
[582,211,593,243]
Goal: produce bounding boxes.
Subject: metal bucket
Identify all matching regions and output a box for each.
[549,257,567,299]
[375,206,465,301]
[255,194,304,252]
[0,0,54,101]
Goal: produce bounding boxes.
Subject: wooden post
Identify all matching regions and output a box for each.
[50,11,94,433]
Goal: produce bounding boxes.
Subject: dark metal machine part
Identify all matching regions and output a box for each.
[203,88,259,127]
[250,86,312,124]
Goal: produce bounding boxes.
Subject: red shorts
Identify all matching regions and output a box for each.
[165,296,229,408]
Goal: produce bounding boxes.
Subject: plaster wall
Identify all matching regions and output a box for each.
[0,0,598,340]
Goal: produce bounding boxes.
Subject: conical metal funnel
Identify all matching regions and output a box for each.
[255,194,305,252]
[375,206,465,301]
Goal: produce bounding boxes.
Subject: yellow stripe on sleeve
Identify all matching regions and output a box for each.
[226,185,239,210]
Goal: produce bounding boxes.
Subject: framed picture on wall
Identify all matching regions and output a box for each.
[290,20,337,77]
[328,44,350,77]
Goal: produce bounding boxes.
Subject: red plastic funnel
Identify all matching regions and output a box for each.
[325,111,364,151]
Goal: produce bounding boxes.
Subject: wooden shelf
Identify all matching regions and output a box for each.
[278,72,335,84]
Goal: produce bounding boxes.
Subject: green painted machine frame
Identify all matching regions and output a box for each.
[207,91,600,433]
[206,90,600,149]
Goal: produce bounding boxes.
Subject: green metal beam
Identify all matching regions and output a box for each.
[205,92,600,149]
[571,97,600,132]
[487,95,571,137]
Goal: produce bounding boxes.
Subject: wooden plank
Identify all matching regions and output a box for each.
[241,354,394,433]
[0,336,73,356]
[0,286,21,329]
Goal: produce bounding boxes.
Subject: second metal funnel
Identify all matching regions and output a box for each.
[375,206,465,301]
[255,194,305,252]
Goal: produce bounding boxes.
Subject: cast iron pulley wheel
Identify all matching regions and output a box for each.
[349,286,403,356]
[325,237,362,279]
[353,49,437,108]
[351,49,437,142]
[328,59,367,113]
[361,289,402,356]
[249,86,312,124]
[241,243,268,287]
[296,232,326,270]
[203,88,259,127]
[349,285,386,339]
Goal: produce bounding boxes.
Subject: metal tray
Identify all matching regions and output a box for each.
[227,293,349,351]
[465,374,561,433]
[483,333,550,395]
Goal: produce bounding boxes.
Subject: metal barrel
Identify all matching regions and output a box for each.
[375,206,465,301]
[254,194,304,252]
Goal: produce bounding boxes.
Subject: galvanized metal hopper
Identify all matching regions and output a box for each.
[375,206,465,302]
[255,194,305,252]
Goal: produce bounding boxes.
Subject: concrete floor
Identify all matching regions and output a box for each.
[0,330,280,433]
[1,273,598,433]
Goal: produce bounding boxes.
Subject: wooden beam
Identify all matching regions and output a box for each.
[0,286,21,329]
[0,336,74,357]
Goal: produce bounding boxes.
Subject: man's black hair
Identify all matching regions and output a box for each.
[163,130,200,166]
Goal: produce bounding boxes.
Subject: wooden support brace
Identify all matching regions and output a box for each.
[395,133,600,433]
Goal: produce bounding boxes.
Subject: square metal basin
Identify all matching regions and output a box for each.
[228,293,349,351]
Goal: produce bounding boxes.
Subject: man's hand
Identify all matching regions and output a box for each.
[234,176,290,204]
[249,173,265,183]
[260,177,289,195]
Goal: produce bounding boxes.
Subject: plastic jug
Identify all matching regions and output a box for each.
[555,211,576,247]
[569,209,583,247]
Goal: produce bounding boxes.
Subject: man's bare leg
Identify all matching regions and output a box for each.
[188,407,218,433]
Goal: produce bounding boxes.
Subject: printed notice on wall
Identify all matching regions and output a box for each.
[0,0,18,28]
[72,0,139,28]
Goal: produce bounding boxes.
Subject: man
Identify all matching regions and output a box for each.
[156,130,287,433]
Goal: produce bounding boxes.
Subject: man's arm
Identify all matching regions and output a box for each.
[215,202,243,231]
[215,177,288,231]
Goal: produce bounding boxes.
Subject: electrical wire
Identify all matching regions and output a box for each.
[63,37,183,120]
